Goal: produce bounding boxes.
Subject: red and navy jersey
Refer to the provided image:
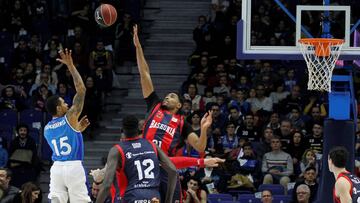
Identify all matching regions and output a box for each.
[143,92,192,156]
[113,137,160,200]
[333,171,360,203]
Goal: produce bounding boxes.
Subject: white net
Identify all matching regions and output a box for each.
[299,39,344,92]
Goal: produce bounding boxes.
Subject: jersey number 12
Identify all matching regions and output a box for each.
[51,136,72,156]
[134,159,155,180]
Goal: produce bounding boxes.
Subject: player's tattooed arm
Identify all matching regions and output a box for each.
[96,147,120,203]
[133,24,154,98]
[156,145,177,203]
[57,49,86,129]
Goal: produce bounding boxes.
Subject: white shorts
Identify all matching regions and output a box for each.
[48,160,91,203]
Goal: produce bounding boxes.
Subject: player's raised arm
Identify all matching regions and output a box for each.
[187,111,213,152]
[96,147,120,203]
[156,145,176,203]
[57,49,86,130]
[133,25,154,98]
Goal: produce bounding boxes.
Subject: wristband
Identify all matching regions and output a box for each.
[198,158,205,168]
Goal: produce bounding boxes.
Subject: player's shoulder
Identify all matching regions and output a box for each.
[336,176,352,191]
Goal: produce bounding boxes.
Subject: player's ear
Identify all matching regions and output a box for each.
[176,102,182,110]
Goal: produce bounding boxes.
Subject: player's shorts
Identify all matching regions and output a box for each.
[122,188,160,203]
[48,160,91,203]
[159,168,181,203]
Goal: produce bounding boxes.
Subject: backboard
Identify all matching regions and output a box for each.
[237,0,360,60]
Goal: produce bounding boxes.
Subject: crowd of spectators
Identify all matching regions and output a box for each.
[177,0,360,202]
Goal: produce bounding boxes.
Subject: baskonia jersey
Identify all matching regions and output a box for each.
[113,137,160,200]
[44,116,84,161]
[333,171,360,203]
[143,103,185,156]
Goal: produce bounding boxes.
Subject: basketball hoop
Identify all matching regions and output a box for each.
[299,38,345,92]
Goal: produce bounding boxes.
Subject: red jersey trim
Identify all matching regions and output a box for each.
[120,136,142,141]
[334,171,353,203]
[142,103,162,139]
[114,145,125,170]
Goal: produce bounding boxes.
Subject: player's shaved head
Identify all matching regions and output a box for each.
[122,115,139,137]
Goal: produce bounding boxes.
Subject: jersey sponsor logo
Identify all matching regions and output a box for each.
[171,117,178,123]
[132,143,141,149]
[156,111,163,119]
[149,120,175,137]
[134,200,152,203]
[45,120,66,130]
[126,152,132,159]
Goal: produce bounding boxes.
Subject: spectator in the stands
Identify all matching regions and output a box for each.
[292,167,318,202]
[278,119,293,152]
[227,106,242,127]
[299,149,319,175]
[287,106,305,130]
[89,39,113,94]
[269,82,290,111]
[202,87,216,107]
[304,106,325,133]
[8,124,39,188]
[283,69,299,91]
[266,112,281,132]
[237,113,260,142]
[0,168,19,202]
[249,84,273,114]
[183,177,207,203]
[184,83,204,111]
[306,122,323,155]
[31,84,52,111]
[228,88,251,114]
[303,92,327,117]
[10,67,31,98]
[12,182,42,203]
[287,130,308,176]
[257,127,274,160]
[0,85,26,111]
[295,184,311,203]
[193,72,207,96]
[43,38,63,67]
[262,136,293,193]
[279,85,303,115]
[29,72,56,96]
[34,63,58,87]
[221,121,239,154]
[261,189,273,203]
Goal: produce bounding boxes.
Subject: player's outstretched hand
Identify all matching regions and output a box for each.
[79,115,90,132]
[204,157,225,167]
[133,25,141,48]
[200,110,213,129]
[56,48,74,67]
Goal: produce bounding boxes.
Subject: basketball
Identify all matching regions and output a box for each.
[94,4,117,27]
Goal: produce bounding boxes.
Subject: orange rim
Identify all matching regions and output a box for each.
[299,38,344,57]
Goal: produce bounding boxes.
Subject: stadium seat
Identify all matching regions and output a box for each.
[0,109,18,128]
[28,127,41,144]
[273,195,292,203]
[258,184,285,195]
[19,109,44,129]
[208,193,233,202]
[0,124,14,147]
[238,194,261,203]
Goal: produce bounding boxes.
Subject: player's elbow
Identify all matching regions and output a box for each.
[77,86,86,94]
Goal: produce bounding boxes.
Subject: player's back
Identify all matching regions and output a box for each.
[44,116,84,161]
[114,137,160,202]
[334,172,360,203]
